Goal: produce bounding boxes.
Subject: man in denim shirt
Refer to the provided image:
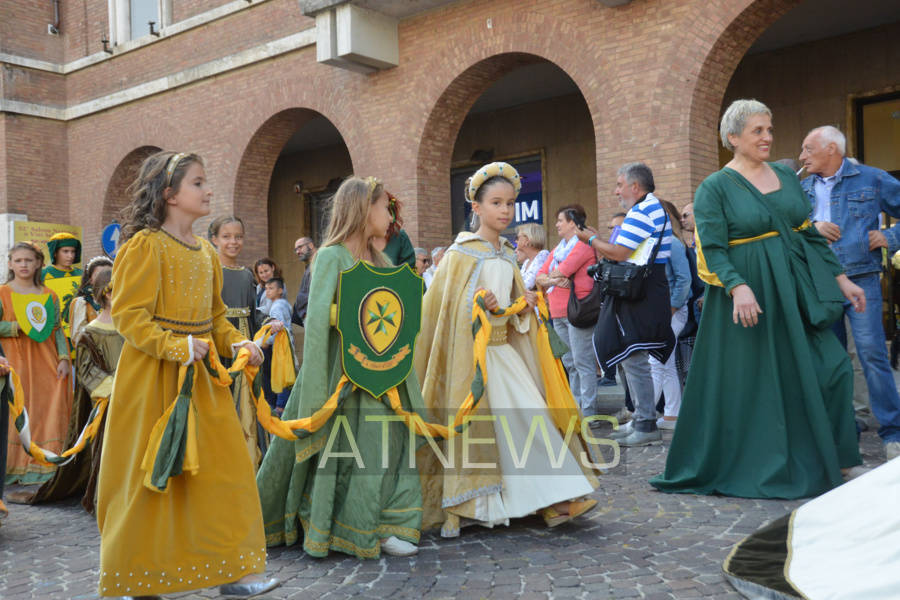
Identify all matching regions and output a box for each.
[800,125,900,461]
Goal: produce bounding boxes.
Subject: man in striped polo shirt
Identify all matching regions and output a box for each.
[578,162,676,446]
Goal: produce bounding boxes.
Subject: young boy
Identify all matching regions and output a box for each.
[43,232,84,343]
[263,277,295,414]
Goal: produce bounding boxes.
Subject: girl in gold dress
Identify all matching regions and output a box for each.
[96,151,278,598]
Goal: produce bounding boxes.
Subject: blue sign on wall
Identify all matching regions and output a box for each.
[101,223,121,258]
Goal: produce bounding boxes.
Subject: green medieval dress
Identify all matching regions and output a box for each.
[256,244,425,558]
[650,162,860,499]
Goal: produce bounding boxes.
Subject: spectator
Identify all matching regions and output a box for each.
[515,224,549,291]
[423,247,445,287]
[536,205,598,417]
[577,163,674,446]
[799,124,900,461]
[262,277,294,416]
[680,202,695,248]
[291,237,316,327]
[651,199,692,429]
[414,247,430,277]
[253,257,281,319]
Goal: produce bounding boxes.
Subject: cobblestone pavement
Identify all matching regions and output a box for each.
[0,424,887,600]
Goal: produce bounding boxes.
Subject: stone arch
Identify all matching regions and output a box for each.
[409,11,607,247]
[683,0,800,190]
[102,145,163,225]
[232,108,353,261]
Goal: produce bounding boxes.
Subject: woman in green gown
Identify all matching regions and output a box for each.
[256,176,426,558]
[650,100,865,499]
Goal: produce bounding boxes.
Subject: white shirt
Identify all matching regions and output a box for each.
[812,163,843,223]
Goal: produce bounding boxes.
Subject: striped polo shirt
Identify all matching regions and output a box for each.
[615,192,672,265]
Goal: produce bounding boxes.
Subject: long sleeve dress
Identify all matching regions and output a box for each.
[1,285,72,485]
[650,163,860,499]
[96,230,265,596]
[414,233,599,537]
[221,265,265,466]
[256,244,425,558]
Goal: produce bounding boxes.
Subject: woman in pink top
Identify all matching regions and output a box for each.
[536,204,598,415]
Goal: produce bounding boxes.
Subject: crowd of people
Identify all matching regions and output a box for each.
[1,98,899,599]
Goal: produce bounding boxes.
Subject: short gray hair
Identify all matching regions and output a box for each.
[720,99,772,151]
[414,247,427,257]
[809,125,846,156]
[617,162,655,193]
[515,223,547,250]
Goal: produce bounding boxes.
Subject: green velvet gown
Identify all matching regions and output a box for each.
[650,163,860,500]
[256,244,425,558]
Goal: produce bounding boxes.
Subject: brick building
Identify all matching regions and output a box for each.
[1,0,898,293]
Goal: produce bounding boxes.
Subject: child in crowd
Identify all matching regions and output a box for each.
[96,150,278,598]
[2,242,72,486]
[209,215,265,466]
[414,162,600,537]
[69,256,114,345]
[261,276,294,415]
[253,257,280,319]
[30,266,122,513]
[42,232,84,344]
[257,176,426,559]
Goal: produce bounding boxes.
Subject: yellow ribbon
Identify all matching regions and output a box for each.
[5,367,109,467]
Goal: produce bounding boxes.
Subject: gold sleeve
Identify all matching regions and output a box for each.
[110,233,192,364]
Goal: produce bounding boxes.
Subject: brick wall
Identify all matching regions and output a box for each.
[172,0,235,23]
[3,114,68,223]
[0,1,66,63]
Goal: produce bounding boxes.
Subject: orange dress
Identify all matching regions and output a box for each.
[1,284,72,485]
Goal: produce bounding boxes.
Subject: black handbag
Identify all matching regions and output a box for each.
[597,208,668,301]
[566,268,603,328]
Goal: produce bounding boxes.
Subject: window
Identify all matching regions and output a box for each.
[130,0,160,39]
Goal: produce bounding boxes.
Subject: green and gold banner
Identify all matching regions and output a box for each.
[336,261,423,399]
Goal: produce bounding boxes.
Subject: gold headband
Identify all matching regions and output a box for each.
[466,162,522,203]
[165,152,189,187]
[365,176,380,201]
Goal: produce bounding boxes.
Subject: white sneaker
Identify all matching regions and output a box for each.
[656,417,677,430]
[886,441,900,461]
[381,536,418,556]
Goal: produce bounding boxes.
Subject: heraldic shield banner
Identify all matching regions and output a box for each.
[336,261,423,399]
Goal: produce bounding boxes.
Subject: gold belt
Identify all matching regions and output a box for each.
[488,325,508,346]
[728,219,811,247]
[153,315,213,336]
[225,307,251,318]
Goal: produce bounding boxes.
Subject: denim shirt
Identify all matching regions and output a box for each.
[801,158,900,277]
[665,236,691,309]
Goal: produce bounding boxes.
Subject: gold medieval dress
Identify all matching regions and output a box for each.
[96,230,265,597]
[1,285,72,485]
[221,264,265,467]
[29,318,124,512]
[414,233,599,537]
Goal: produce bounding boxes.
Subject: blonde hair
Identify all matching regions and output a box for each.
[515,223,546,250]
[322,176,389,267]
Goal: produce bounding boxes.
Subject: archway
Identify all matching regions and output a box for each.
[103,145,162,226]
[233,109,352,296]
[416,52,597,248]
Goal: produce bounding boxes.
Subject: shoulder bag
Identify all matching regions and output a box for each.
[596,207,669,301]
